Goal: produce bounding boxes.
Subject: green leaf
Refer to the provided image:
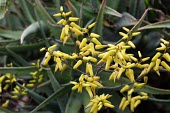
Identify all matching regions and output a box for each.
[30,85,71,113]
[65,91,82,113]
[0,66,37,75]
[136,85,170,95]
[0,29,22,39]
[47,67,60,91]
[105,6,122,17]
[149,97,170,103]
[0,0,10,19]
[92,0,106,42]
[20,21,47,44]
[6,47,30,66]
[138,20,170,31]
[0,41,46,53]
[18,0,35,23]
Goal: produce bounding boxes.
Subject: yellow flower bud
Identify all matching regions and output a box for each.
[128,41,136,49]
[73,60,82,69]
[152,52,161,61]
[163,53,170,62]
[48,45,57,53]
[140,92,148,96]
[40,47,46,52]
[120,85,130,93]
[60,6,63,12]
[138,51,142,58]
[117,68,125,79]
[134,83,145,88]
[72,27,83,35]
[87,63,94,76]
[141,57,150,62]
[160,38,169,44]
[130,56,138,62]
[122,100,129,110]
[132,32,141,36]
[90,33,100,38]
[130,98,135,112]
[119,97,126,109]
[161,61,170,71]
[53,13,61,17]
[91,38,101,45]
[86,86,93,98]
[70,22,81,29]
[95,45,107,49]
[103,50,115,60]
[134,100,141,108]
[109,71,118,82]
[2,100,9,108]
[88,22,96,29]
[104,103,115,108]
[89,56,97,62]
[26,84,34,87]
[119,32,128,39]
[128,88,134,95]
[154,59,161,71]
[68,17,79,21]
[55,58,63,70]
[0,76,5,83]
[144,76,148,83]
[65,11,72,16]
[105,56,112,71]
[122,27,130,32]
[57,19,65,25]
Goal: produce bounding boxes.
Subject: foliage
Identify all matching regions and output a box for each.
[0,0,170,113]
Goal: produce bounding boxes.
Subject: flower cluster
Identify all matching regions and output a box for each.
[119,83,148,112]
[40,6,170,113]
[86,94,114,113]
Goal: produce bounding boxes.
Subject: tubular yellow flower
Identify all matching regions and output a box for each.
[86,86,93,98]
[2,100,9,108]
[48,45,57,53]
[89,56,97,62]
[26,84,34,87]
[147,62,155,72]
[103,50,115,60]
[117,51,124,60]
[130,56,138,62]
[122,27,130,32]
[134,83,145,88]
[105,56,112,71]
[138,51,142,58]
[154,59,161,72]
[151,52,161,61]
[60,6,63,12]
[87,63,94,76]
[79,38,87,49]
[73,60,82,69]
[60,27,65,40]
[134,100,141,108]
[64,25,69,35]
[120,85,130,93]
[90,33,100,38]
[163,53,170,62]
[125,69,135,82]
[68,17,79,21]
[53,13,61,17]
[128,41,136,49]
[57,19,65,25]
[161,61,170,71]
[40,47,46,52]
[130,98,135,112]
[88,22,96,29]
[132,32,141,36]
[128,88,134,95]
[119,97,126,109]
[65,11,72,16]
[0,75,5,83]
[117,67,125,79]
[119,32,128,39]
[91,38,101,45]
[43,52,51,66]
[160,38,169,45]
[144,76,148,83]
[95,45,107,49]
[109,71,118,82]
[122,100,129,110]
[55,58,63,70]
[141,57,150,62]
[71,27,83,35]
[70,22,81,29]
